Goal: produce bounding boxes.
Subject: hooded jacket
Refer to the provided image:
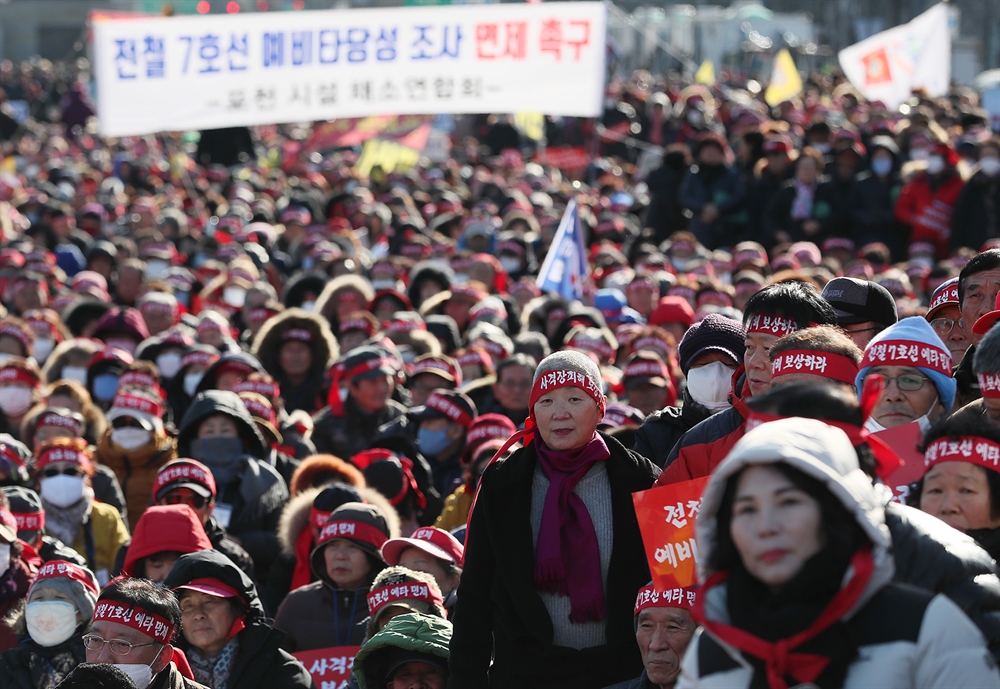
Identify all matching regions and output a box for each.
[354,613,452,689]
[315,275,376,333]
[192,352,266,398]
[164,550,314,689]
[633,388,715,467]
[449,431,659,689]
[178,391,289,579]
[251,309,339,414]
[0,632,87,689]
[656,370,750,483]
[121,504,213,577]
[312,396,408,461]
[95,426,178,532]
[678,418,1000,689]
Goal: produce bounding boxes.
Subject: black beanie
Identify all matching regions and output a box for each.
[677,314,746,375]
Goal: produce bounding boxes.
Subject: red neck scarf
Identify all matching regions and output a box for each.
[534,433,610,622]
[692,547,875,689]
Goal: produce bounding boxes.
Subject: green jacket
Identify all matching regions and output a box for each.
[354,613,452,689]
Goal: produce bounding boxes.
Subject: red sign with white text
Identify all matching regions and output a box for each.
[633,476,709,590]
[292,645,361,689]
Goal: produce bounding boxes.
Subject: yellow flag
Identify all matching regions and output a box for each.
[765,49,803,106]
[694,60,715,86]
[355,138,421,178]
[514,112,545,141]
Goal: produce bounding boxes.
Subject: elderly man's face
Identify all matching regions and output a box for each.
[962,267,1000,345]
[636,607,695,687]
[869,366,942,429]
[86,619,170,672]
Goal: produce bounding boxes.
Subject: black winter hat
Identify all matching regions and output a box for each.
[678,314,746,375]
[1,485,42,537]
[314,484,365,513]
[310,502,391,581]
[56,663,139,689]
[821,277,899,328]
[425,315,461,355]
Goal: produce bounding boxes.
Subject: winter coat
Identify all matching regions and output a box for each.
[164,550,315,689]
[355,613,451,689]
[656,371,750,485]
[314,275,376,334]
[954,344,981,410]
[91,465,128,522]
[0,557,37,652]
[678,164,747,250]
[120,504,213,577]
[449,432,659,689]
[95,427,178,531]
[202,516,255,581]
[885,499,1000,659]
[192,352,266,398]
[373,417,445,523]
[895,170,965,259]
[633,390,714,468]
[746,167,792,249]
[311,397,407,461]
[251,309,339,415]
[0,633,87,689]
[643,163,687,244]
[272,579,376,652]
[177,391,289,579]
[434,484,473,533]
[763,178,840,246]
[850,170,906,260]
[64,500,130,581]
[603,670,653,689]
[951,168,1000,251]
[677,419,1000,689]
[149,661,210,689]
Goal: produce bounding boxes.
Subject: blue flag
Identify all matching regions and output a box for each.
[535,199,589,301]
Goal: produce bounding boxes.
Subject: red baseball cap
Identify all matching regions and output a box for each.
[174,577,241,599]
[382,526,464,566]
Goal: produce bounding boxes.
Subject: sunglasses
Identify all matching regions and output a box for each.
[161,494,209,509]
[41,466,83,478]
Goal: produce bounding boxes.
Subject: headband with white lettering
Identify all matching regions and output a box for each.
[979,373,1000,400]
[11,510,44,531]
[745,313,814,339]
[282,328,313,343]
[771,350,860,386]
[32,560,97,597]
[35,445,92,474]
[367,582,444,616]
[623,358,671,381]
[425,393,473,428]
[634,583,698,613]
[924,436,1000,473]
[316,519,388,551]
[860,339,951,376]
[37,411,82,436]
[92,601,174,643]
[529,369,606,418]
[111,392,164,420]
[0,366,39,388]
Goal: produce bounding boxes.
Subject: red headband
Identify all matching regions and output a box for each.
[248,308,279,322]
[92,601,173,643]
[367,582,444,616]
[457,350,490,368]
[154,461,217,498]
[425,394,473,428]
[529,369,606,418]
[746,313,810,338]
[385,319,426,335]
[309,507,333,531]
[316,519,388,550]
[32,560,97,596]
[451,285,487,301]
[861,339,951,376]
[0,366,39,388]
[36,445,91,474]
[118,371,161,392]
[232,380,280,400]
[180,351,219,370]
[771,350,859,386]
[473,339,508,361]
[241,396,276,425]
[111,393,164,419]
[11,510,44,531]
[0,324,31,351]
[978,373,1000,399]
[624,359,670,380]
[929,283,959,312]
[466,423,513,446]
[37,412,82,436]
[411,359,461,386]
[282,328,313,342]
[631,336,673,358]
[924,436,1000,472]
[568,336,616,362]
[634,583,697,614]
[340,318,375,335]
[326,356,397,416]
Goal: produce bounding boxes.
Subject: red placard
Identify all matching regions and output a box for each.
[874,421,925,503]
[292,646,361,689]
[633,476,710,590]
[535,146,592,171]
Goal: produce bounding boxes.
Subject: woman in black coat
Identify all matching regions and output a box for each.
[449,351,660,689]
[164,549,314,689]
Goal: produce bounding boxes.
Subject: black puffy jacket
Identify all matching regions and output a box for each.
[885,500,1000,660]
[165,550,315,689]
[633,389,714,468]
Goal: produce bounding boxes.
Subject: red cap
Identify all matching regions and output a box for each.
[649,296,695,328]
[174,577,241,599]
[382,526,464,566]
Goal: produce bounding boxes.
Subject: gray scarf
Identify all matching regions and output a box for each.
[42,487,94,549]
[188,637,239,689]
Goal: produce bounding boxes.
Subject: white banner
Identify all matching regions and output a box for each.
[91,3,606,137]
[838,3,950,110]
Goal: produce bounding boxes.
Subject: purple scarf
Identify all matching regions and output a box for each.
[534,432,611,623]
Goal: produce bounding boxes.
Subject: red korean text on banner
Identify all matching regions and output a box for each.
[874,421,924,503]
[632,476,709,590]
[292,646,361,689]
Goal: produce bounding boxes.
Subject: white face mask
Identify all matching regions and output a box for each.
[61,366,89,384]
[0,353,13,367]
[981,157,1000,177]
[117,644,163,689]
[40,475,86,509]
[223,287,247,308]
[499,256,522,274]
[926,155,945,175]
[112,427,152,451]
[0,385,33,417]
[156,352,182,379]
[145,260,169,279]
[300,301,316,312]
[183,372,203,397]
[910,147,930,162]
[686,361,734,412]
[0,543,9,578]
[26,600,78,647]
[32,338,55,363]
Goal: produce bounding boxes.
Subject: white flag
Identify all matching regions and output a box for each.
[838,3,950,110]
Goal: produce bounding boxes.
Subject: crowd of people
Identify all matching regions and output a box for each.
[0,53,998,689]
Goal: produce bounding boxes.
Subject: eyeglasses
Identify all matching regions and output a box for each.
[82,634,158,656]
[878,373,930,392]
[41,466,83,478]
[930,318,965,336]
[161,493,208,509]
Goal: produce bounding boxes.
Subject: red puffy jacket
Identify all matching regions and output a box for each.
[895,171,965,259]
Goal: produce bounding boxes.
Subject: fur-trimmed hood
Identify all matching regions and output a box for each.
[278,484,400,554]
[315,274,376,327]
[251,308,339,380]
[289,453,366,496]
